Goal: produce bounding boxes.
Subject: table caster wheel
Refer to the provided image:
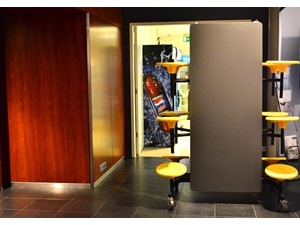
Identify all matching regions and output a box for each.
[168,196,175,210]
[280,199,291,212]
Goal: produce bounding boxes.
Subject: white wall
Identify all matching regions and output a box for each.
[136,26,157,155]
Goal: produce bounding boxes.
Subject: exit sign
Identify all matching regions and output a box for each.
[183,35,190,42]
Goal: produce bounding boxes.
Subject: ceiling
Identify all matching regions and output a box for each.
[141,24,191,37]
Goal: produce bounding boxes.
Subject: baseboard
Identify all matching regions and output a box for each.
[11,181,91,189]
[93,156,125,188]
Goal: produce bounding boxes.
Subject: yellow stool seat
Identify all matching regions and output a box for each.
[262,60,299,73]
[262,111,288,117]
[163,155,189,162]
[262,157,286,165]
[265,116,299,129]
[161,111,189,117]
[265,164,298,181]
[156,116,188,129]
[156,162,187,179]
[156,62,189,74]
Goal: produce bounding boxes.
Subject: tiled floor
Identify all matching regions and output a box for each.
[0,157,300,218]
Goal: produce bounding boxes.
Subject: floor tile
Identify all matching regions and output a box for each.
[117,181,170,195]
[0,209,19,218]
[1,157,300,218]
[140,194,171,210]
[53,211,94,218]
[126,170,164,182]
[7,188,48,198]
[40,188,79,200]
[253,204,297,218]
[0,187,20,195]
[0,198,36,210]
[60,198,105,213]
[133,207,174,218]
[93,211,135,218]
[215,204,255,218]
[24,199,69,211]
[101,167,134,185]
[179,191,259,206]
[284,180,300,212]
[0,188,16,199]
[175,202,215,218]
[108,190,146,206]
[132,194,175,218]
[73,184,117,201]
[12,210,56,218]
[95,197,139,216]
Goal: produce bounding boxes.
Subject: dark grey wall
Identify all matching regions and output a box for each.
[279,8,300,144]
[280,8,300,103]
[0,16,11,189]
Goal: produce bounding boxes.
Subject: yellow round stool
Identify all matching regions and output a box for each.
[162,155,189,162]
[156,116,187,130]
[262,60,299,74]
[262,61,299,98]
[265,164,298,181]
[156,162,187,179]
[156,62,189,74]
[156,116,188,154]
[265,116,299,129]
[262,112,289,147]
[264,164,298,212]
[262,111,288,117]
[262,157,287,165]
[265,116,299,154]
[156,162,188,210]
[161,111,189,117]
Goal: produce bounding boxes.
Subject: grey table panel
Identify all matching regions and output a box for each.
[190,22,262,193]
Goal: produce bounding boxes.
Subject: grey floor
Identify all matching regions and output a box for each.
[0,157,300,218]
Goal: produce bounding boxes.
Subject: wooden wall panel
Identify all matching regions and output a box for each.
[0,7,125,185]
[5,11,90,183]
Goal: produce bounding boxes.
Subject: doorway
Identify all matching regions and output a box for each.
[130,21,193,158]
[130,20,251,158]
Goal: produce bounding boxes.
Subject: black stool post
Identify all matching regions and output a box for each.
[170,73,177,151]
[271,122,275,145]
[280,128,285,155]
[169,179,174,197]
[272,73,276,96]
[279,72,284,98]
[170,128,175,154]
